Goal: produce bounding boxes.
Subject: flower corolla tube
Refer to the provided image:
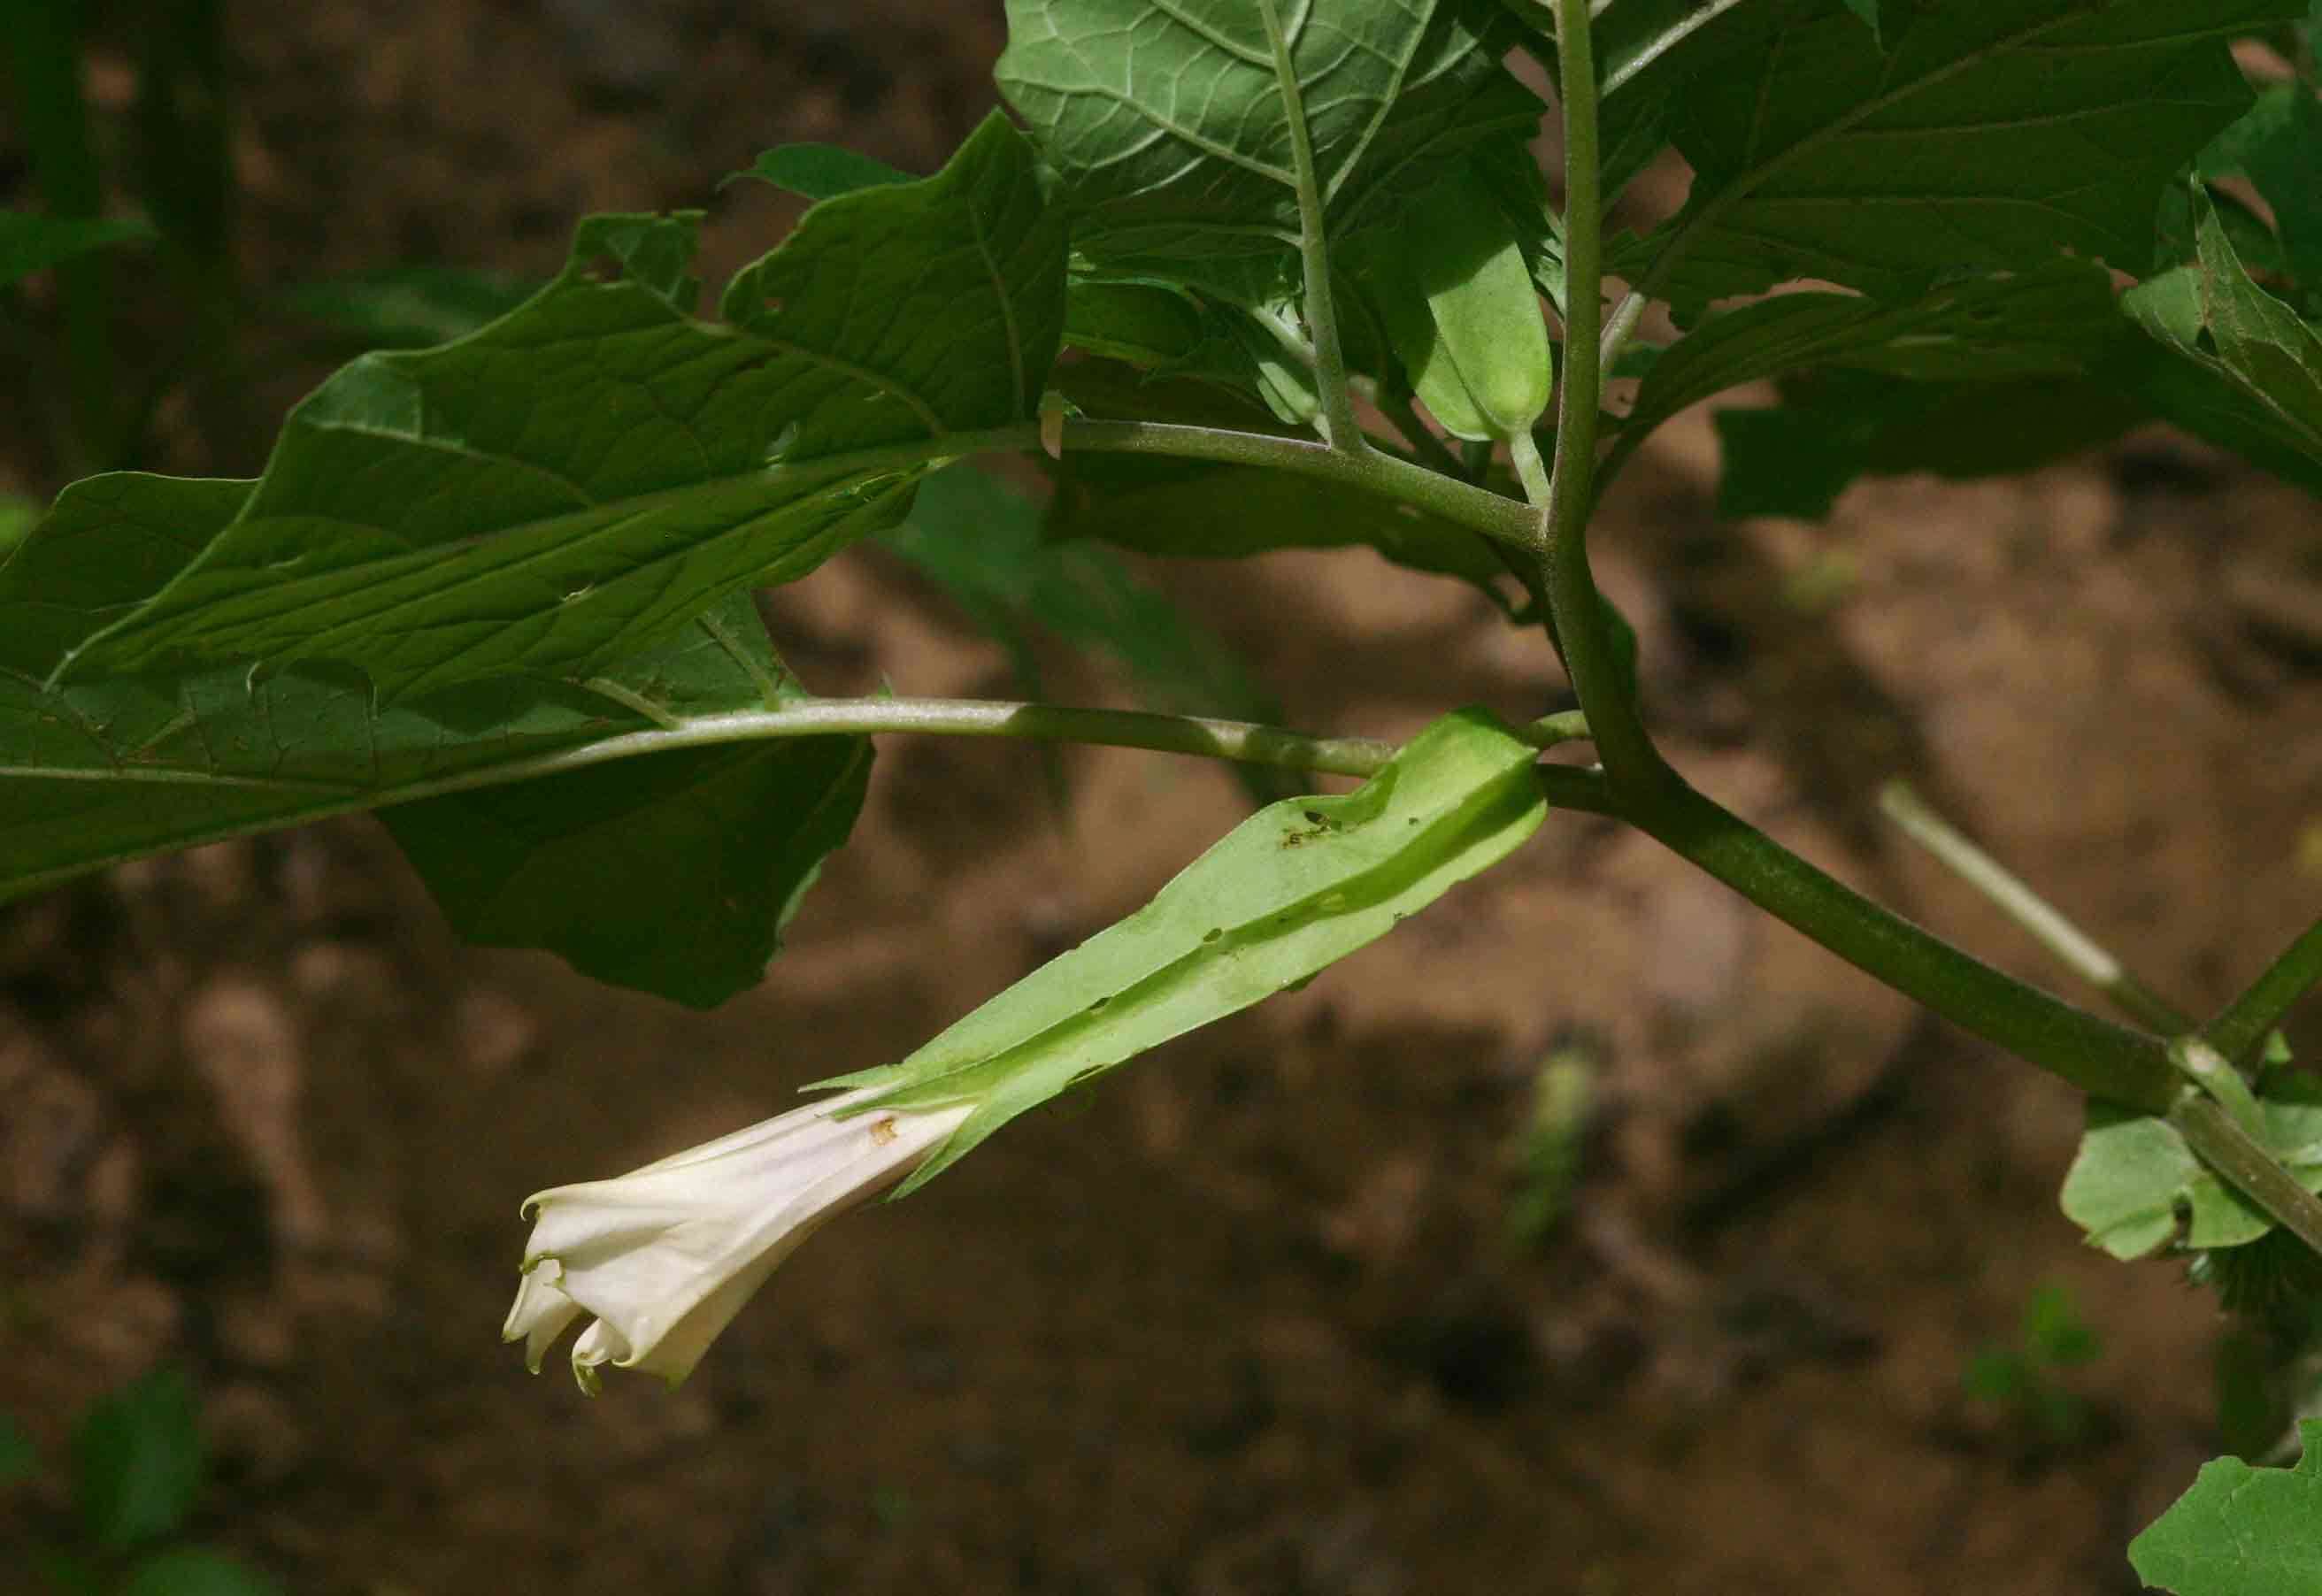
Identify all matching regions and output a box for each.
[502,1087,972,1393]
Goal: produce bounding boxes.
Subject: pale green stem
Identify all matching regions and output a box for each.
[1879,780,2191,1034]
[1257,0,1366,452]
[0,698,1405,903]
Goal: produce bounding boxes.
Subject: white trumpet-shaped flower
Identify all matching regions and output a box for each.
[502,1087,973,1393]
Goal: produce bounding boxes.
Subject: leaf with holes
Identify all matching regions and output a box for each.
[818,707,1550,1191]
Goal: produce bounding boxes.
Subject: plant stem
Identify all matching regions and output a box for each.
[1538,0,1671,799]
[1257,0,1365,453]
[1628,777,2180,1112]
[1878,780,2193,1034]
[2172,1094,2322,1260]
[1061,419,1541,547]
[4,697,1416,902]
[2208,913,2322,1066]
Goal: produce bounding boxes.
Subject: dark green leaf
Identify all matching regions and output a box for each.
[882,464,1280,725]
[725,143,913,201]
[57,111,1065,702]
[1638,0,2297,319]
[381,594,871,1008]
[73,1367,201,1551]
[998,0,1540,277]
[1618,259,2120,457]
[2131,1419,2322,1595]
[0,211,155,288]
[2240,90,2322,300]
[1710,369,2142,520]
[121,1549,281,1596]
[276,267,542,349]
[1050,365,1520,605]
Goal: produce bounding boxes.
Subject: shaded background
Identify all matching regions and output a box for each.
[5,2,2322,1591]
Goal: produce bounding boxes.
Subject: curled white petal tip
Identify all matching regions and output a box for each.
[504,1089,972,1393]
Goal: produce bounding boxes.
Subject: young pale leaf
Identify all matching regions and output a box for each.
[381,593,871,1009]
[997,0,1539,277]
[2130,1420,2322,1595]
[53,112,1064,702]
[2061,1095,2322,1262]
[74,1368,201,1552]
[1635,0,2297,319]
[0,210,155,287]
[819,707,1550,1191]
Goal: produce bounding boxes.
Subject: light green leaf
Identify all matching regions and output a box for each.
[380,593,871,1008]
[74,1367,201,1552]
[0,210,155,288]
[1636,0,2297,319]
[277,266,542,349]
[121,1549,282,1596]
[880,463,1280,727]
[2130,1419,2322,1595]
[2061,1094,2322,1262]
[55,111,1065,702]
[725,144,913,202]
[0,494,38,558]
[997,0,1540,276]
[819,707,1549,1190]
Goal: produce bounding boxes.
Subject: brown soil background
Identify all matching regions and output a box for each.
[6,4,2322,1592]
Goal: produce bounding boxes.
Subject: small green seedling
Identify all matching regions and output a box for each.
[2,1367,278,1596]
[1962,1284,2103,1455]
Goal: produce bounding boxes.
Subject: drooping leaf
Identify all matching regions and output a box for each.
[381,594,871,1008]
[0,210,155,288]
[880,463,1280,727]
[73,1368,201,1552]
[2061,1093,2322,1262]
[276,266,542,349]
[725,144,912,202]
[1710,370,2141,520]
[54,111,1065,702]
[1632,0,2298,320]
[1614,259,2121,465]
[997,0,1540,279]
[819,707,1551,1190]
[2130,1419,2322,1595]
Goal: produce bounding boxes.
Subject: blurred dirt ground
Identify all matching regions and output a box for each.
[5,3,2322,1592]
